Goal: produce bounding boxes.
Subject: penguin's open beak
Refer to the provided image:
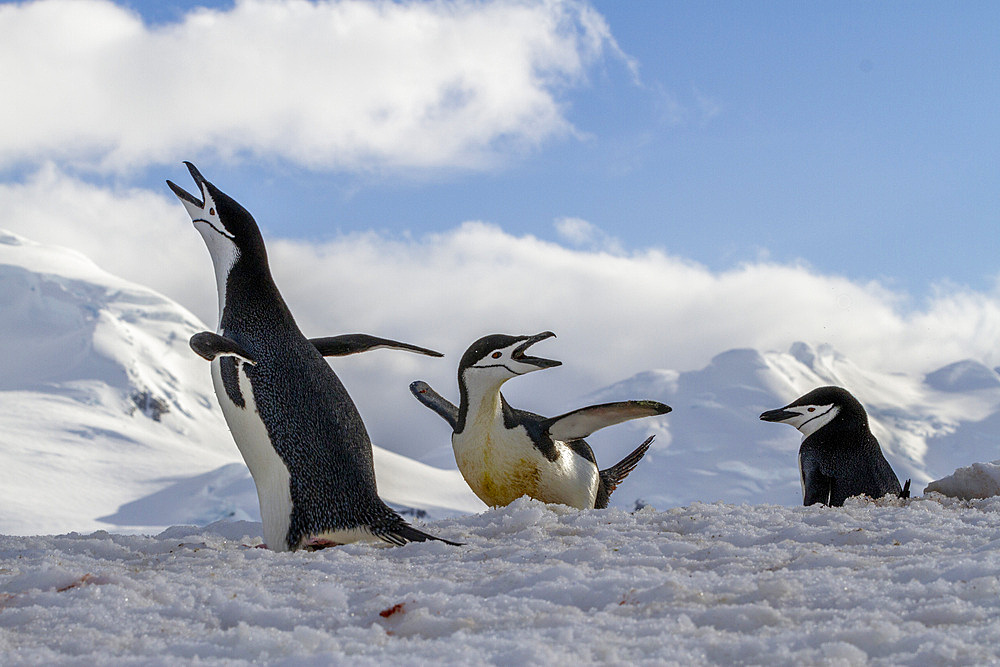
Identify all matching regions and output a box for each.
[759,407,796,422]
[166,162,208,211]
[511,331,561,369]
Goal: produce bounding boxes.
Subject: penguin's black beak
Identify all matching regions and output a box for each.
[512,331,561,369]
[166,162,208,209]
[759,407,796,422]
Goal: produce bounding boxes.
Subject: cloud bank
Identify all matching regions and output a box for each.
[0,0,620,172]
[6,167,1000,383]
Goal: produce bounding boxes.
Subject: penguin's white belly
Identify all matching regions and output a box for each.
[452,421,598,509]
[211,358,293,551]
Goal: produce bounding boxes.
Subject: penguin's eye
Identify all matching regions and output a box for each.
[491,351,502,359]
[209,208,216,216]
[807,407,816,412]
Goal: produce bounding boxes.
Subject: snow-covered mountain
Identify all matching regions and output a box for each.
[0,230,479,536]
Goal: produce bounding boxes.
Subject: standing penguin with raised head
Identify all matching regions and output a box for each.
[760,385,910,506]
[410,332,671,509]
[168,162,458,551]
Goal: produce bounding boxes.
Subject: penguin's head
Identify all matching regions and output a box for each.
[458,331,561,388]
[759,385,866,437]
[166,162,267,272]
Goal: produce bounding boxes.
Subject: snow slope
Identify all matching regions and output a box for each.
[2,496,1000,664]
[0,230,479,536]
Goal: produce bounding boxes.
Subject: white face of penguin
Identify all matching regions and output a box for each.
[176,185,239,330]
[465,339,549,384]
[776,403,841,437]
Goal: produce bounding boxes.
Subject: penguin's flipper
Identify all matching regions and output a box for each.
[310,334,443,358]
[594,435,655,508]
[800,456,833,506]
[899,479,911,499]
[381,522,463,547]
[189,332,256,365]
[409,381,459,430]
[543,400,671,441]
[600,435,654,492]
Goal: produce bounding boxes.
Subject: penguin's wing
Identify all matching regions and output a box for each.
[310,334,443,358]
[189,332,256,365]
[799,449,833,506]
[542,400,671,441]
[409,381,459,430]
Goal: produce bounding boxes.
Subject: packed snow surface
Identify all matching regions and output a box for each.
[3,496,1000,665]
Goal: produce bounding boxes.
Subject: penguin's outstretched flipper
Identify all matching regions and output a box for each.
[189,331,257,365]
[310,334,443,358]
[409,380,459,430]
[542,401,671,441]
[899,479,911,499]
[594,435,655,508]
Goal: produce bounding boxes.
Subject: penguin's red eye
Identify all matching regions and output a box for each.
[209,208,216,216]
[807,407,816,412]
[491,351,502,359]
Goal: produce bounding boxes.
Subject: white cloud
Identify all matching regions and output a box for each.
[554,216,623,253]
[7,170,1000,459]
[0,0,619,172]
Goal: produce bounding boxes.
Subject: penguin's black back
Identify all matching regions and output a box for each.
[220,249,406,549]
[800,413,902,506]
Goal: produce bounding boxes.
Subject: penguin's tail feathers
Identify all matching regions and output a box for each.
[899,479,911,500]
[381,522,463,547]
[599,435,655,496]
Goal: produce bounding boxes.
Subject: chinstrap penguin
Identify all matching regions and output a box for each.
[759,385,910,506]
[410,332,671,509]
[168,162,458,551]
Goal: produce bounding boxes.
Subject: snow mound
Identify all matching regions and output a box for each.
[926,461,1000,499]
[2,497,1000,663]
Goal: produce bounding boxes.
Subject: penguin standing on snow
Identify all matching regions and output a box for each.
[167,162,458,551]
[759,385,910,506]
[410,332,671,509]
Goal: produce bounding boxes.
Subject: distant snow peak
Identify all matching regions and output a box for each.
[924,360,1000,393]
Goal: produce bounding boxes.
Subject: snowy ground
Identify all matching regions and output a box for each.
[3,495,1000,665]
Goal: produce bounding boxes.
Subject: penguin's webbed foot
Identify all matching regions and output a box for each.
[302,538,344,551]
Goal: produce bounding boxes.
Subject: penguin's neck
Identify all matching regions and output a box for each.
[217,253,297,337]
[457,375,508,434]
[804,415,867,448]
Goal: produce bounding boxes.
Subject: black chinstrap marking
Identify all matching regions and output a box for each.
[194,218,236,240]
[797,404,836,430]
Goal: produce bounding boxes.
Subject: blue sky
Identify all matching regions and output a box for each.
[96,0,1000,296]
